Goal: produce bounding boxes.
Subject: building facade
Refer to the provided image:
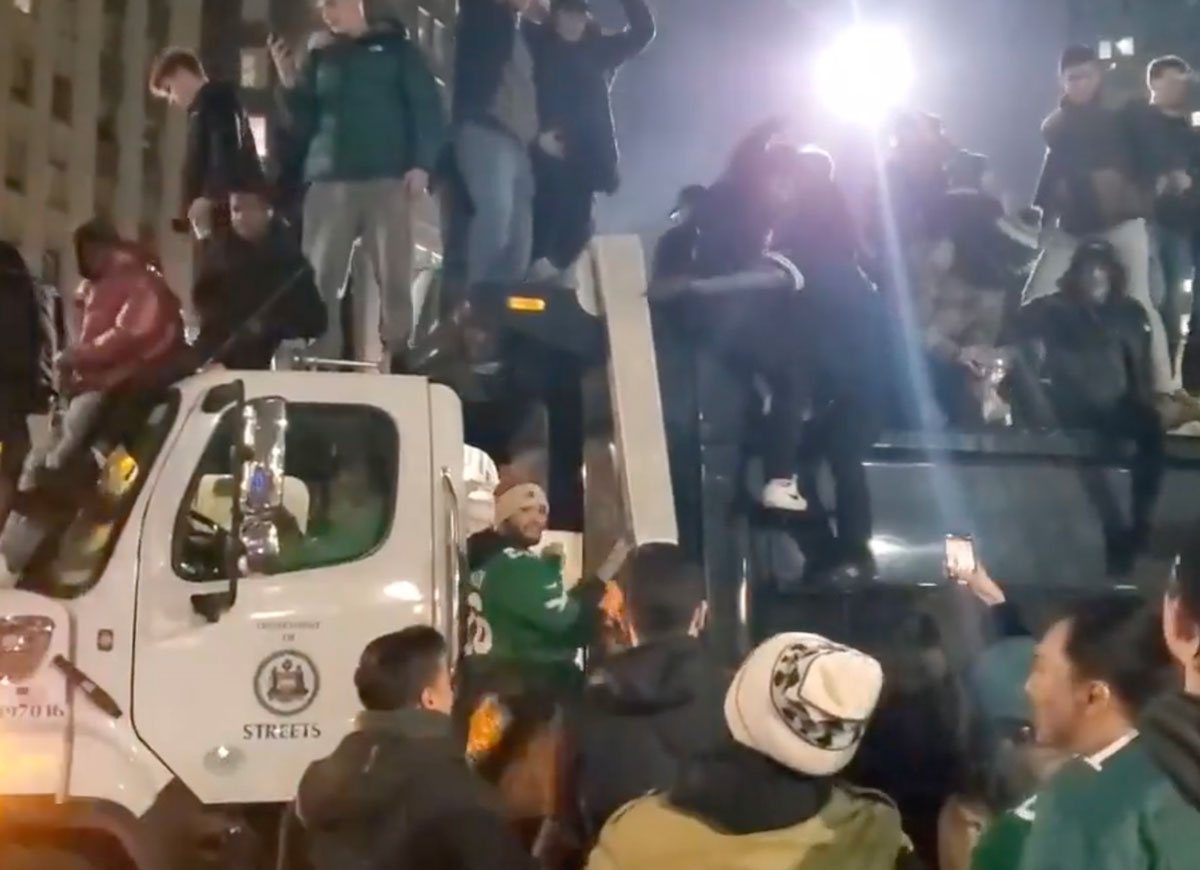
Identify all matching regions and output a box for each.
[0,0,206,294]
[0,0,452,302]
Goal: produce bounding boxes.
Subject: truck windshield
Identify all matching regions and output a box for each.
[26,392,180,599]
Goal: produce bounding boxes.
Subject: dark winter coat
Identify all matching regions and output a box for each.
[523,0,655,194]
[296,707,534,870]
[1033,98,1166,236]
[183,80,265,207]
[285,23,447,185]
[0,242,52,419]
[1140,690,1200,814]
[191,222,326,370]
[566,636,729,842]
[1017,293,1155,424]
[452,0,524,128]
[1134,103,1200,229]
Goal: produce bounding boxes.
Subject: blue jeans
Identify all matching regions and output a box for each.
[1150,223,1194,369]
[455,122,534,287]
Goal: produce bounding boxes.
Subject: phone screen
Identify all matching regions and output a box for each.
[944,535,977,580]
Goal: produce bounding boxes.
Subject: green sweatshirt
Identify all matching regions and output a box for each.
[1017,735,1199,870]
[972,795,1035,870]
[464,545,599,692]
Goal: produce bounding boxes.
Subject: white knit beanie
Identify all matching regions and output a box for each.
[724,632,883,777]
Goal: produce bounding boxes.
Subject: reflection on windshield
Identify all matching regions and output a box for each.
[32,394,179,598]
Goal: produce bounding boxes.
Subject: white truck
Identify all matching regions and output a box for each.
[0,237,675,870]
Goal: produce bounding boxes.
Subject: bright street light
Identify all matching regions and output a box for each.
[814,24,915,127]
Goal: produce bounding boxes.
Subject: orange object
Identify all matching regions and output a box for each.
[466,694,509,761]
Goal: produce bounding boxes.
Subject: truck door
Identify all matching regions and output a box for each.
[130,372,458,804]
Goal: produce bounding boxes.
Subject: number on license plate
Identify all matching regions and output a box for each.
[0,703,66,719]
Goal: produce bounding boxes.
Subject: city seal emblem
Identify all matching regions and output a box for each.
[254,650,320,717]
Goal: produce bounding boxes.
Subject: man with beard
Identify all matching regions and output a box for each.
[464,476,608,698]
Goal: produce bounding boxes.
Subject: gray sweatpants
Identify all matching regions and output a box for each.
[1021,218,1174,393]
[302,179,415,363]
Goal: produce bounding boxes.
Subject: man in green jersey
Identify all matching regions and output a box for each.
[463,476,607,698]
[1010,596,1197,870]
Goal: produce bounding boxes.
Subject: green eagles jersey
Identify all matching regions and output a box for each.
[972,795,1036,870]
[464,546,593,688]
[1017,736,1199,870]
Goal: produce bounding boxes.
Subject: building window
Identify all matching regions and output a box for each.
[1098,40,1113,60]
[11,53,33,104]
[240,48,268,89]
[1115,36,1135,57]
[4,138,27,193]
[173,404,398,582]
[433,19,447,66]
[242,0,268,21]
[52,75,73,123]
[248,114,268,159]
[49,158,69,211]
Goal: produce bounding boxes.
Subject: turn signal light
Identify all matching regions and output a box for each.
[507,296,547,313]
[0,616,54,684]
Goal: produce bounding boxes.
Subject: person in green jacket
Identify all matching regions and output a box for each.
[463,477,607,698]
[269,0,447,368]
[1012,595,1198,870]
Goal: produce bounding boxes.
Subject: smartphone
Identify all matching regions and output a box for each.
[944,534,977,582]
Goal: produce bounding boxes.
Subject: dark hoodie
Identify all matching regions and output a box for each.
[1140,691,1200,813]
[568,636,729,841]
[183,80,265,208]
[296,707,533,870]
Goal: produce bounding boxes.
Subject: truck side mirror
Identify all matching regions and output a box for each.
[191,394,288,623]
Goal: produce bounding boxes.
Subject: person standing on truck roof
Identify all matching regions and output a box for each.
[463,477,608,698]
[269,0,447,371]
[452,0,542,287]
[149,46,265,271]
[1013,596,1198,870]
[296,626,535,870]
[524,0,655,286]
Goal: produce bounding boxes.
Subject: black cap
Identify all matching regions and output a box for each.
[1060,44,1098,73]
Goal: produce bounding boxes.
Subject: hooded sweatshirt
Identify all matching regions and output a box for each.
[296,707,532,870]
[570,636,730,840]
[585,744,915,870]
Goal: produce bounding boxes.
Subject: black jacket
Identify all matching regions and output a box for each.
[1017,293,1154,425]
[523,0,654,194]
[183,80,265,208]
[297,708,534,870]
[1140,691,1200,814]
[452,0,522,127]
[0,242,52,419]
[567,636,729,842]
[1033,98,1163,235]
[1136,103,1200,229]
[191,223,325,370]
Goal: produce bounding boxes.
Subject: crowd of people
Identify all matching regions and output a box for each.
[289,459,1200,870]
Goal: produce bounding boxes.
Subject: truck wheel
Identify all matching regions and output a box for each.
[0,845,101,870]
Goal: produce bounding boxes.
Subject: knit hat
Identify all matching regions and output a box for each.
[493,477,549,527]
[725,632,883,777]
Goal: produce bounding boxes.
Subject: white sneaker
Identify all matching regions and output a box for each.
[526,258,560,283]
[762,477,808,512]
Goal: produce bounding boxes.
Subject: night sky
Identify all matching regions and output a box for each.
[593,0,1071,231]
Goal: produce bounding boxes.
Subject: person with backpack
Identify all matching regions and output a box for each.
[296,626,533,870]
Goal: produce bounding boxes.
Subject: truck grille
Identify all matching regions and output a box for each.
[0,616,54,684]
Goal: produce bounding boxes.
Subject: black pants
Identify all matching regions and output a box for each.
[531,152,596,270]
[804,390,881,555]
